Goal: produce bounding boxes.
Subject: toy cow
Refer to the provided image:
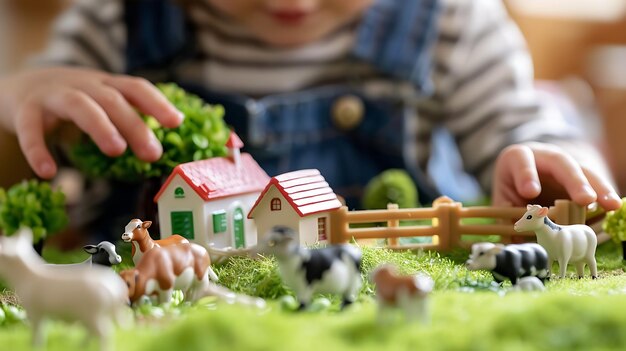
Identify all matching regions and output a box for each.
[121,219,189,265]
[256,225,362,310]
[514,204,597,279]
[0,229,129,351]
[83,241,122,266]
[119,242,218,304]
[466,242,549,285]
[371,264,434,324]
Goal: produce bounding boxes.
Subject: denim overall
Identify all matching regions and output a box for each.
[122,0,443,209]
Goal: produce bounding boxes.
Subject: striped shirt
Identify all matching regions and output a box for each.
[33,0,581,192]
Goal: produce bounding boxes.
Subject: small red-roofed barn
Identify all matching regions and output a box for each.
[248,169,342,245]
[155,132,270,249]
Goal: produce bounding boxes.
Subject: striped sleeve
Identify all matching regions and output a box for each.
[429,0,583,191]
[29,0,126,73]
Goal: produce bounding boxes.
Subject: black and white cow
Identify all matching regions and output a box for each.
[466,242,548,285]
[256,226,362,310]
[83,241,122,266]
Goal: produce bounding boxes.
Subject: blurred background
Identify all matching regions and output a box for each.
[2,0,626,192]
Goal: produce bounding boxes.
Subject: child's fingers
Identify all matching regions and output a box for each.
[102,76,184,128]
[533,147,596,206]
[14,102,57,179]
[497,145,541,199]
[83,84,162,162]
[581,168,621,211]
[43,88,127,157]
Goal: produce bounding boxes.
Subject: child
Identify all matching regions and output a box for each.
[0,0,621,212]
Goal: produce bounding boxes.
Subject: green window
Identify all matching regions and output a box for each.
[212,210,227,234]
[233,207,245,248]
[174,187,185,198]
[171,211,194,239]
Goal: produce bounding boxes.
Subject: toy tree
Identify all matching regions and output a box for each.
[0,180,68,245]
[603,197,626,260]
[362,169,419,209]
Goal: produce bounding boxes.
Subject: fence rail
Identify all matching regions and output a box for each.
[329,196,588,251]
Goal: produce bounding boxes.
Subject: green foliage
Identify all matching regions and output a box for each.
[362,169,419,209]
[0,180,68,243]
[71,83,231,182]
[603,197,626,243]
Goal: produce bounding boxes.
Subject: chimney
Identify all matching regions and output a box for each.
[225,131,244,167]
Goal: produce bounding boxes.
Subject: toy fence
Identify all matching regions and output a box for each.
[328,196,590,251]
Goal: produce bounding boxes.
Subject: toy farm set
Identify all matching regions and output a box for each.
[2,85,626,351]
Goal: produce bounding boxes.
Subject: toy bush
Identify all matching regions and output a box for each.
[603,197,626,260]
[0,180,67,244]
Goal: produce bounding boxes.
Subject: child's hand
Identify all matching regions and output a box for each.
[0,67,184,179]
[492,142,622,211]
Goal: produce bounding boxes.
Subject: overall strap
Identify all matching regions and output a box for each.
[353,0,441,94]
[124,0,195,77]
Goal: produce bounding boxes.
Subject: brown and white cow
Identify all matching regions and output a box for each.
[121,219,189,265]
[371,264,434,324]
[119,242,218,304]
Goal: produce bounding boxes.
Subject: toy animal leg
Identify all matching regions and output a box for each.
[546,255,553,277]
[86,316,113,351]
[188,275,211,302]
[376,301,394,326]
[575,262,585,278]
[297,290,313,311]
[158,289,174,304]
[207,266,219,282]
[558,258,569,278]
[588,256,598,279]
[342,276,362,309]
[30,315,46,349]
[408,298,429,324]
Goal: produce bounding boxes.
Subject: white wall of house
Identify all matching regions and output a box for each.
[158,175,261,249]
[202,193,260,248]
[252,186,302,243]
[158,175,204,241]
[297,214,331,245]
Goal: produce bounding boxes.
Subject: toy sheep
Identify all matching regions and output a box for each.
[256,225,362,310]
[514,204,597,279]
[0,229,129,351]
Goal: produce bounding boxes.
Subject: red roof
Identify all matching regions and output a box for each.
[154,153,270,202]
[225,131,244,149]
[248,169,342,218]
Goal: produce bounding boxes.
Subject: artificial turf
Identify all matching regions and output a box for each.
[0,240,625,350]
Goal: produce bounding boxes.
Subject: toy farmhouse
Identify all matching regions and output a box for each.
[155,132,270,249]
[249,169,342,246]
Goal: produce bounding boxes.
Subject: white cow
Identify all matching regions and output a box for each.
[0,229,130,351]
[255,226,362,310]
[514,204,597,279]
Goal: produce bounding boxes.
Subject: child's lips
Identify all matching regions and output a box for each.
[268,9,312,25]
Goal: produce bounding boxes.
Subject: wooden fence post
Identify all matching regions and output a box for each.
[387,203,399,247]
[433,197,451,250]
[551,200,569,225]
[329,206,348,244]
[568,200,586,224]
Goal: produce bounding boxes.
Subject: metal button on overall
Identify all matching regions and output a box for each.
[332,95,364,131]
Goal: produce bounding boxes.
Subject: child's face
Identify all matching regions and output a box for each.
[207,0,373,47]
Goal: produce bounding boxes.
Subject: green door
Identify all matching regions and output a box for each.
[233,207,245,248]
[171,211,194,240]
